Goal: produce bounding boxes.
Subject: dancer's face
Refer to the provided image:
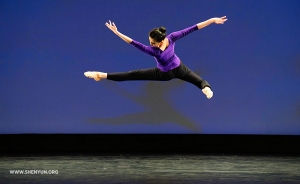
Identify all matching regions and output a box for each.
[149,37,163,48]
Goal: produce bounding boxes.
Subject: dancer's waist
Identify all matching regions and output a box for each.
[156,57,181,72]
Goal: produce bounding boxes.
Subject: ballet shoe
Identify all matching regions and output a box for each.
[84,71,101,81]
[202,87,213,99]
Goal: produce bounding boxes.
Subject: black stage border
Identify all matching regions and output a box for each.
[0,134,299,155]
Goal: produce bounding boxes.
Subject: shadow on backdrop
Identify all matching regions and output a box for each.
[86,79,202,132]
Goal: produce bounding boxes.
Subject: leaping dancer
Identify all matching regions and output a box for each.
[84,16,227,99]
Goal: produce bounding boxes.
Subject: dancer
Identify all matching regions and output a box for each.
[84,16,227,99]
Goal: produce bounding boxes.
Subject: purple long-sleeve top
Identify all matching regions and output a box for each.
[130,24,198,72]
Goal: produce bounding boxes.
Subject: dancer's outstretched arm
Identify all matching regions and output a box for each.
[197,16,227,29]
[168,16,227,42]
[105,20,132,44]
[105,20,157,56]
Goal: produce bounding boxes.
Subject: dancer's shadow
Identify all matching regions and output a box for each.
[87,79,202,132]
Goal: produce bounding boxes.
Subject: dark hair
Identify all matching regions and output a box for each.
[149,26,167,42]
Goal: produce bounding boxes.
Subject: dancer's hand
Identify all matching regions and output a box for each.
[105,20,118,34]
[214,16,227,24]
[105,20,133,44]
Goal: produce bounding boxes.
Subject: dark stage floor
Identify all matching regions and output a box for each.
[1,155,299,183]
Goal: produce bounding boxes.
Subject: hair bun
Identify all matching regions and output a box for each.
[158,27,166,34]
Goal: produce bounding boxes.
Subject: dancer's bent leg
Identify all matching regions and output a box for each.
[175,63,213,99]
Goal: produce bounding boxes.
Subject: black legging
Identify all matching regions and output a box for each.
[107,62,211,90]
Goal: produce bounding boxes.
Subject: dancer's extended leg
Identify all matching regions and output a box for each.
[84,68,173,82]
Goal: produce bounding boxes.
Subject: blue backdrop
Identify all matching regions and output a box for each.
[1,0,299,134]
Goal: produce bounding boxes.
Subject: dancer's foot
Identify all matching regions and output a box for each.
[202,86,213,99]
[84,71,105,81]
